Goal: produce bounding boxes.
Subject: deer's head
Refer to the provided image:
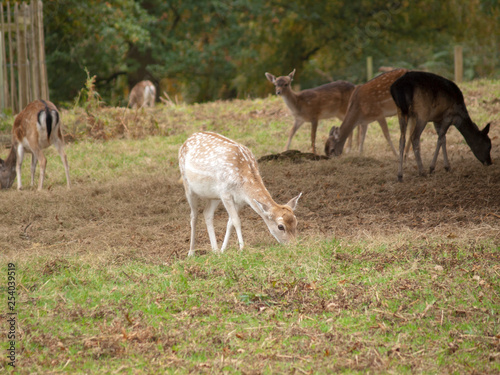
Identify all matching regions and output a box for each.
[324,127,343,157]
[254,193,302,244]
[265,69,296,96]
[468,123,492,166]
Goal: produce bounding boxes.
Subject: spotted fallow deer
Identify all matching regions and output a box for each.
[390,71,492,181]
[128,80,156,109]
[0,100,71,191]
[179,132,302,256]
[324,68,409,157]
[265,69,356,155]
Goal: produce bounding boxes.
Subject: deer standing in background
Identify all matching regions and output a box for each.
[179,132,302,256]
[390,71,492,181]
[265,69,355,155]
[0,100,71,191]
[128,80,156,109]
[324,68,408,157]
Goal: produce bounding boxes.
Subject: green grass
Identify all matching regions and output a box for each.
[3,241,498,373]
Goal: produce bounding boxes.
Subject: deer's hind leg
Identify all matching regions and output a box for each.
[185,189,200,257]
[53,132,71,188]
[410,118,428,177]
[15,144,25,190]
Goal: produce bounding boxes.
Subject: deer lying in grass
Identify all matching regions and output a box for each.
[179,132,302,256]
[324,68,408,157]
[0,100,71,190]
[265,69,355,155]
[128,80,156,109]
[390,71,492,181]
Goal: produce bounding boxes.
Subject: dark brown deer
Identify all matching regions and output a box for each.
[0,100,71,190]
[390,71,492,181]
[128,80,156,109]
[324,68,408,157]
[265,69,355,154]
[179,132,301,256]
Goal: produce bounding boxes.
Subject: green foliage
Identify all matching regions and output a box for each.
[44,0,500,105]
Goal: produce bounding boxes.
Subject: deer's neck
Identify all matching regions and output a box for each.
[454,114,479,139]
[242,176,275,212]
[281,89,299,110]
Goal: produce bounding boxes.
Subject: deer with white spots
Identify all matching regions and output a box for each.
[0,100,70,190]
[324,68,408,157]
[128,80,156,109]
[179,132,302,256]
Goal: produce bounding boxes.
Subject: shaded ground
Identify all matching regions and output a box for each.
[1,129,498,261]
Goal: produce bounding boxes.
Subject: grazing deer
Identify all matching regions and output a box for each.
[128,80,156,109]
[0,100,71,190]
[179,132,302,256]
[390,71,492,181]
[324,68,408,157]
[265,69,355,154]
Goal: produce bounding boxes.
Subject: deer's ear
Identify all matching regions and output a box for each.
[286,192,302,211]
[265,72,276,83]
[482,123,490,135]
[328,126,339,138]
[289,69,296,81]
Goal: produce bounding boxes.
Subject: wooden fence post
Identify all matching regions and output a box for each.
[367,56,373,81]
[0,1,48,114]
[0,32,4,110]
[37,0,48,100]
[454,45,463,83]
[0,6,9,110]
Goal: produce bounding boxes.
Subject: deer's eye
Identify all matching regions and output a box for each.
[278,224,285,231]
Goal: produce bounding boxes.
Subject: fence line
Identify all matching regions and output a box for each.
[0,0,48,114]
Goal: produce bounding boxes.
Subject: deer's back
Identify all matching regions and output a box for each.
[179,132,264,200]
[350,69,408,119]
[393,71,468,123]
[293,81,355,120]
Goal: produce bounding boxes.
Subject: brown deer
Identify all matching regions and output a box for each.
[390,71,492,181]
[265,69,355,154]
[128,80,156,109]
[0,100,71,191]
[179,131,301,256]
[324,68,408,157]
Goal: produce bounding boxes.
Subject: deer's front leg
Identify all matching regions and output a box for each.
[285,118,305,151]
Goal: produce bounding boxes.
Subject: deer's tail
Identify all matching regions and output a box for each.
[390,78,414,118]
[38,100,59,141]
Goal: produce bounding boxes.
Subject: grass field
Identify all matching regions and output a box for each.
[0,79,499,374]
